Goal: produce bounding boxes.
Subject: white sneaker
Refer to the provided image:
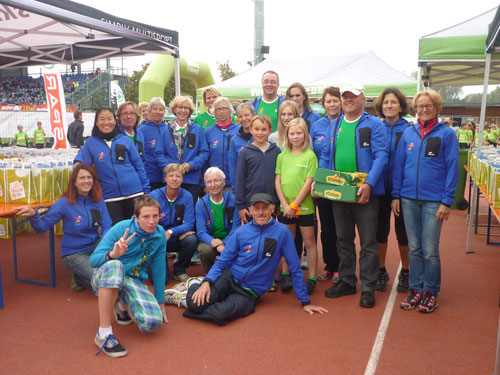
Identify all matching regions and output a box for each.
[171,276,204,292]
[164,289,187,307]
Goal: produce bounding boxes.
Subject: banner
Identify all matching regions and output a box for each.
[110,80,125,107]
[42,72,69,149]
[0,104,76,112]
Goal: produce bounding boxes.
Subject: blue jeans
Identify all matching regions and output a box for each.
[401,199,443,296]
[62,249,95,287]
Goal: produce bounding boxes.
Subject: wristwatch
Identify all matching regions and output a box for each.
[106,251,115,260]
[167,229,173,236]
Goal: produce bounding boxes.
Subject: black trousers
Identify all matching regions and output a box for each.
[315,197,339,273]
[105,197,136,225]
[183,268,257,326]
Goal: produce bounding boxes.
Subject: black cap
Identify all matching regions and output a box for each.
[249,193,273,206]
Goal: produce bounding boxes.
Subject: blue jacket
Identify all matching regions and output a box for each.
[150,187,195,239]
[118,123,145,160]
[74,133,150,199]
[205,218,310,304]
[392,121,459,206]
[382,118,411,194]
[155,121,209,185]
[302,109,321,131]
[195,192,241,245]
[89,217,167,303]
[310,116,332,158]
[228,129,252,191]
[204,122,240,180]
[235,142,281,210]
[29,195,112,257]
[319,112,388,195]
[138,121,167,184]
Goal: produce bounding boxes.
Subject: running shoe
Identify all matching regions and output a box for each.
[417,291,439,313]
[400,289,422,310]
[95,332,127,358]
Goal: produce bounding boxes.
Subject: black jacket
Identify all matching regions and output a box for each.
[67,119,84,147]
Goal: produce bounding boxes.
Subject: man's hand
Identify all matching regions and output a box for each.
[160,303,169,323]
[310,181,319,198]
[238,208,250,224]
[357,183,372,204]
[179,231,195,241]
[436,204,451,222]
[110,228,136,258]
[211,238,223,248]
[192,281,211,306]
[180,163,191,173]
[391,198,401,217]
[303,304,328,315]
[14,206,37,217]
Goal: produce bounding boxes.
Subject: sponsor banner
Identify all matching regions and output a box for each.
[42,73,68,149]
[110,80,125,106]
[0,105,76,112]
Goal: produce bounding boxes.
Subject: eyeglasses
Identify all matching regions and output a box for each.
[215,107,230,112]
[414,104,435,111]
[122,112,137,117]
[206,178,224,185]
[176,106,190,111]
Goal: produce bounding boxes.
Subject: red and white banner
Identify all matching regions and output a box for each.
[42,72,68,149]
[0,104,76,112]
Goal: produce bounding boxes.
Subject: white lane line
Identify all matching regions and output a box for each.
[364,263,402,375]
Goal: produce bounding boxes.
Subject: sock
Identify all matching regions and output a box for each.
[181,297,188,308]
[308,277,317,282]
[98,326,112,339]
[282,272,290,276]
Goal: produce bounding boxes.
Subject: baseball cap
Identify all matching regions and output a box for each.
[249,193,273,206]
[340,83,365,96]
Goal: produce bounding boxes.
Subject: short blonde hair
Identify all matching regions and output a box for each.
[139,102,149,110]
[163,163,185,177]
[284,118,309,152]
[412,89,442,114]
[169,95,195,117]
[203,87,221,106]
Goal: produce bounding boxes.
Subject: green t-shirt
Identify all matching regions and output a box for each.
[334,118,360,173]
[210,199,228,240]
[33,129,45,144]
[458,129,469,143]
[275,148,318,214]
[467,129,473,143]
[15,131,28,146]
[486,130,497,142]
[256,98,280,132]
[195,111,216,131]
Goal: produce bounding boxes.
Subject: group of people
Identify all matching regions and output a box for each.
[15,70,459,358]
[13,122,46,148]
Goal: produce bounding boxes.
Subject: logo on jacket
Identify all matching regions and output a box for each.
[169,140,174,147]
[97,152,104,161]
[245,246,252,254]
[407,142,414,152]
[211,140,219,148]
[315,136,324,143]
[239,146,244,152]
[206,220,211,226]
[427,151,435,156]
[159,212,165,219]
[151,139,157,147]
[363,141,370,147]
[74,215,82,225]
[337,128,342,137]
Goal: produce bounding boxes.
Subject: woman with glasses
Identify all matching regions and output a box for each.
[116,101,145,160]
[392,89,458,314]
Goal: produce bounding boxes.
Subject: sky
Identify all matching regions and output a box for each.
[69,0,499,90]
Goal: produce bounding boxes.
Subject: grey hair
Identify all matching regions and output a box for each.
[211,97,234,116]
[236,103,255,117]
[148,97,166,112]
[204,166,226,181]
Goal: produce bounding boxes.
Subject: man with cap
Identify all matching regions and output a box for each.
[250,71,285,132]
[318,83,388,308]
[180,193,327,325]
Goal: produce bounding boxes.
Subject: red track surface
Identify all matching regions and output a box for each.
[0,203,499,374]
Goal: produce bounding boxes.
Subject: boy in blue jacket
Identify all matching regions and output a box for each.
[89,195,167,358]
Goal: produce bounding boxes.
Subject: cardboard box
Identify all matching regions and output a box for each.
[314,168,368,187]
[313,182,359,202]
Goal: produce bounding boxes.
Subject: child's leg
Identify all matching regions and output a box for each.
[282,223,297,274]
[300,225,318,279]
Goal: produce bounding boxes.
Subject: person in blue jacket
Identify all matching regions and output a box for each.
[15,163,112,291]
[116,101,145,160]
[228,103,254,191]
[138,98,167,190]
[250,71,285,132]
[150,163,198,282]
[319,83,388,309]
[155,95,209,206]
[204,97,240,193]
[89,195,167,358]
[392,89,458,314]
[286,82,321,131]
[179,193,327,325]
[194,167,241,274]
[74,107,150,225]
[373,88,411,294]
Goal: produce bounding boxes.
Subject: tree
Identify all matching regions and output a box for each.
[125,63,197,104]
[217,60,236,81]
[433,86,463,103]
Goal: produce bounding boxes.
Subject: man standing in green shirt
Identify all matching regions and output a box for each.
[14,125,28,147]
[33,121,46,149]
[250,71,285,132]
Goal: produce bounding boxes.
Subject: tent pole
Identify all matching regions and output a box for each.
[174,54,181,96]
[417,66,422,91]
[465,53,491,254]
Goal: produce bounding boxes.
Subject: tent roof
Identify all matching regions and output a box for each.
[197,51,416,101]
[0,0,179,69]
[487,6,500,53]
[418,7,500,86]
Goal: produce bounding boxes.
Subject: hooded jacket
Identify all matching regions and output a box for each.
[118,123,145,160]
[382,117,411,194]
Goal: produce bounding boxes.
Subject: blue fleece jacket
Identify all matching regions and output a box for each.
[89,217,167,303]
[204,122,240,180]
[205,218,310,304]
[382,118,411,194]
[138,121,167,184]
[228,129,252,191]
[302,109,321,130]
[195,192,242,245]
[392,121,459,206]
[150,187,195,239]
[29,195,112,257]
[310,116,332,158]
[155,121,209,185]
[235,142,281,210]
[74,133,150,199]
[118,123,145,160]
[319,112,388,195]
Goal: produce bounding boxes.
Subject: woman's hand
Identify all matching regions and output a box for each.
[14,206,37,217]
[391,199,401,217]
[179,231,195,241]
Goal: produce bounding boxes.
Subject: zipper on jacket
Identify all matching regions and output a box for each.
[411,125,425,200]
[98,137,122,196]
[240,225,264,285]
[387,125,394,190]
